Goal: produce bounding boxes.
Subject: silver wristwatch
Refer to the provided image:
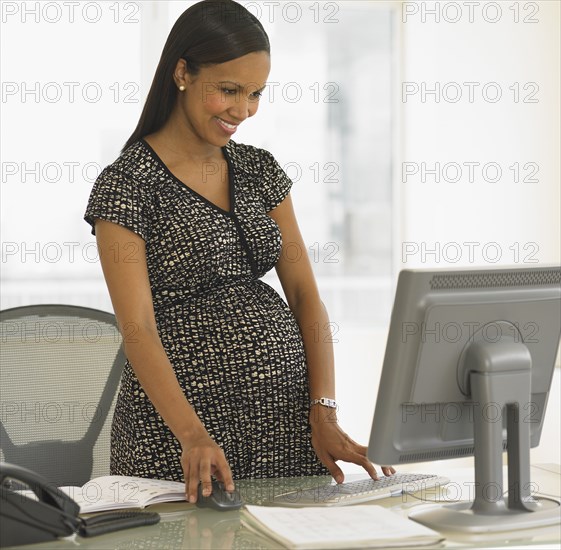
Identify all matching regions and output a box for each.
[310,397,337,409]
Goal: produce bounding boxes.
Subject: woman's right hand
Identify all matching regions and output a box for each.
[181,431,235,503]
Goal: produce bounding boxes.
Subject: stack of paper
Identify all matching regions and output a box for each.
[242,504,444,549]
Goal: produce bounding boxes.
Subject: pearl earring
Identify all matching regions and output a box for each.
[179,85,186,91]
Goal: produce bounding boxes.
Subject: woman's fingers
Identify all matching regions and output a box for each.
[353,446,396,477]
[182,444,235,504]
[348,450,379,480]
[356,443,369,455]
[314,430,396,482]
[345,440,396,478]
[200,460,212,497]
[216,456,236,492]
[316,450,345,483]
[187,460,200,503]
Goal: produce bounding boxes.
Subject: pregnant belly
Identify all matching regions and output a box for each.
[154,279,307,386]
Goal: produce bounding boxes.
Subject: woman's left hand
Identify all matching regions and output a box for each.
[309,406,396,484]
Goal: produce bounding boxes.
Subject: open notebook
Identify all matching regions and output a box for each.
[60,476,186,513]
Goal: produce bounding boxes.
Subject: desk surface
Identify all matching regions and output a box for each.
[11,463,561,550]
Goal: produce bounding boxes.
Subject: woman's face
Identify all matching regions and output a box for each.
[175,51,271,148]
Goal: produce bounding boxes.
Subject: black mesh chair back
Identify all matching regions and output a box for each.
[0,305,125,486]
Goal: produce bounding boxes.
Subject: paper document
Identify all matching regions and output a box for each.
[242,504,444,549]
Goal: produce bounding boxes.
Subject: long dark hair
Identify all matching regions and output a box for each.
[122,0,270,152]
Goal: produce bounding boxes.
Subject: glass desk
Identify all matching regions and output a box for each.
[9,464,561,549]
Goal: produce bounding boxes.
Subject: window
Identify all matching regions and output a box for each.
[1,1,397,331]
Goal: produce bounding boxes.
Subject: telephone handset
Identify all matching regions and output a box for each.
[0,462,160,547]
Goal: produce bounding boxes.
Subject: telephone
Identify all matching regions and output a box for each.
[0,462,160,547]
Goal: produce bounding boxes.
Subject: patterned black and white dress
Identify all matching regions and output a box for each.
[84,138,330,481]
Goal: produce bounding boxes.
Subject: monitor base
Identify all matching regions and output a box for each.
[409,497,560,534]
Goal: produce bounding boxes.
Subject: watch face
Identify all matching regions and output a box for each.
[311,398,337,408]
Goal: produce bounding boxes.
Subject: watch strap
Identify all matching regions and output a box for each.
[310,397,337,409]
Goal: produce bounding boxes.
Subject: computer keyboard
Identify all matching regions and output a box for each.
[270,473,450,507]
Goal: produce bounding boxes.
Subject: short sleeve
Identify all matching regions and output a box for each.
[259,149,293,212]
[84,167,152,241]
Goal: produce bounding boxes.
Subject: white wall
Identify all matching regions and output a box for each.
[398,0,560,269]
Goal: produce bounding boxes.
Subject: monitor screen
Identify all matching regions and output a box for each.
[368,266,560,465]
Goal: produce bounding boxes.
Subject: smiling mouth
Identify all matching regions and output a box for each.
[216,117,238,129]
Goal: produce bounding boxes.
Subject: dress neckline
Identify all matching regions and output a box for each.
[138,138,236,217]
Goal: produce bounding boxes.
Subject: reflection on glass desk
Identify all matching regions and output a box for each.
[8,464,561,550]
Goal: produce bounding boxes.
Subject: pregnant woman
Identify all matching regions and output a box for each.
[84,0,392,503]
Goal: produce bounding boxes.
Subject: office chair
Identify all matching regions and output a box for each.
[0,305,125,486]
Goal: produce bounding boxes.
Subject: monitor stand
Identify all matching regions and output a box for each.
[409,327,560,533]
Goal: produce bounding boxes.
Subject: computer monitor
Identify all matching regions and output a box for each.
[368,266,561,533]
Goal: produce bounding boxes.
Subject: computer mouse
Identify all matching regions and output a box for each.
[196,480,243,511]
